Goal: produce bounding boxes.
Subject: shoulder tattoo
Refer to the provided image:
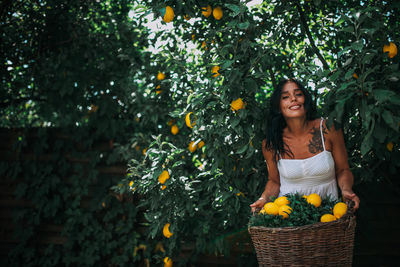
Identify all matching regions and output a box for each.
[308,125,327,154]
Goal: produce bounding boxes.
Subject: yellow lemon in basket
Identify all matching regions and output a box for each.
[274,196,290,207]
[333,202,348,219]
[163,223,173,238]
[263,202,279,215]
[307,193,321,207]
[320,214,337,223]
[278,205,292,219]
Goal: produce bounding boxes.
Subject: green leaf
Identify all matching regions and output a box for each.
[231,116,240,127]
[221,60,234,69]
[382,110,399,131]
[373,89,396,103]
[351,40,363,51]
[238,21,250,30]
[225,4,241,17]
[236,143,248,154]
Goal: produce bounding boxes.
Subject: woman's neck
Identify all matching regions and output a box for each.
[285,117,310,137]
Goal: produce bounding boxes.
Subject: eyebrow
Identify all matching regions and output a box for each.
[281,88,302,94]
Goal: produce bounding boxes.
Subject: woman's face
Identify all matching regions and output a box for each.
[279,81,306,119]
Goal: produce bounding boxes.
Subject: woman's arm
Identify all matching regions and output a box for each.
[250,139,281,212]
[327,122,360,210]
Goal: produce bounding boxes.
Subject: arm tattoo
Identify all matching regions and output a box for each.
[308,126,327,154]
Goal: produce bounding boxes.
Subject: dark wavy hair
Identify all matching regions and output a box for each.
[265,78,317,160]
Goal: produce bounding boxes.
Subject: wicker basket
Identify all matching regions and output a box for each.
[248,212,356,267]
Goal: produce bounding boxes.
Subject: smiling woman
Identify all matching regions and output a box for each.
[250,78,360,212]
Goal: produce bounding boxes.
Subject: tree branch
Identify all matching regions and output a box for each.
[295,1,330,70]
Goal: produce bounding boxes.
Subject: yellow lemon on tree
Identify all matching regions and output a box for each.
[142,148,147,155]
[163,6,174,23]
[333,202,348,219]
[307,193,321,207]
[155,85,162,94]
[163,223,173,238]
[201,40,207,50]
[158,170,170,184]
[201,5,212,18]
[353,73,359,79]
[188,141,197,153]
[197,140,205,149]
[164,257,173,267]
[129,180,134,187]
[185,112,196,128]
[211,65,220,77]
[213,7,223,20]
[161,185,166,190]
[278,205,292,219]
[383,42,397,58]
[171,125,179,135]
[183,14,191,20]
[157,72,166,80]
[231,98,244,111]
[167,119,175,126]
[263,202,279,215]
[274,196,290,207]
[387,142,394,152]
[320,214,337,223]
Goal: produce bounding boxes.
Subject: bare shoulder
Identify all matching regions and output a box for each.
[321,118,344,142]
[262,139,276,161]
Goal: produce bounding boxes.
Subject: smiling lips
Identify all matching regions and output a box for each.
[289,104,301,110]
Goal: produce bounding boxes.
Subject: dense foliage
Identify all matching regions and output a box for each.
[1,0,399,266]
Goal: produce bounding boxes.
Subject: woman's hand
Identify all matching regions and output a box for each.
[250,198,267,213]
[341,189,360,210]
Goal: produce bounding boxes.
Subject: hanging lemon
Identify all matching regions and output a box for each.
[383,42,397,58]
[158,170,170,184]
[188,141,197,153]
[211,65,220,77]
[171,125,179,135]
[163,223,173,238]
[213,7,223,20]
[185,112,196,128]
[231,98,244,111]
[201,5,212,18]
[163,6,174,23]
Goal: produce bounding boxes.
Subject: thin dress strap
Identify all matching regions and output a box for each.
[319,118,326,151]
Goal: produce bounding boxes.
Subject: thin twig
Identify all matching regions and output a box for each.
[295,1,330,70]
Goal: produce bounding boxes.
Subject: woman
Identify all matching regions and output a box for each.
[250,78,360,212]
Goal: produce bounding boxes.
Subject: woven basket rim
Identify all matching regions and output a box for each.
[248,212,355,232]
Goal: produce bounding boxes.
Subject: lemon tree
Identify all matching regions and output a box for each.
[122,1,400,265]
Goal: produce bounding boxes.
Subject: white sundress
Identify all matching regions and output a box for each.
[277,118,339,200]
